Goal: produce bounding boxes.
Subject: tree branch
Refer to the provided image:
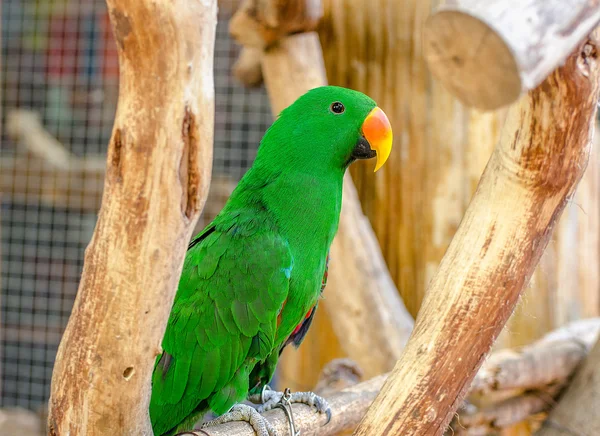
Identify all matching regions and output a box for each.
[470,318,600,397]
[192,319,600,435]
[47,1,217,434]
[355,33,600,435]
[424,0,600,110]
[452,386,562,436]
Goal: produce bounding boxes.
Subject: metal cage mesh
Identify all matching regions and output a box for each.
[1,0,272,410]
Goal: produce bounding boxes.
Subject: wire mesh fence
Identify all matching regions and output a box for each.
[1,0,272,410]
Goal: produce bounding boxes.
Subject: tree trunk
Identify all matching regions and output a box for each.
[47,1,217,434]
[354,33,600,436]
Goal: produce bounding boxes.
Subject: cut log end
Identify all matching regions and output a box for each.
[423,11,521,111]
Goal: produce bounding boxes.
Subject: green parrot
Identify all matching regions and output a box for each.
[149,86,393,436]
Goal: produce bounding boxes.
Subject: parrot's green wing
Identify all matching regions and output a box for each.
[149,212,292,435]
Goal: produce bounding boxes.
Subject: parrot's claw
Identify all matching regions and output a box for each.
[256,386,332,425]
[200,404,278,436]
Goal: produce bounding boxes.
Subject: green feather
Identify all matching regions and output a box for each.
[150,86,382,435]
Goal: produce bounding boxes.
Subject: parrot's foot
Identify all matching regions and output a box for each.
[254,386,332,424]
[200,404,277,436]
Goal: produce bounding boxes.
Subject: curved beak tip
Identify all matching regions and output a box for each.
[361,107,393,172]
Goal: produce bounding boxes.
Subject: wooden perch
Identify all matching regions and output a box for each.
[261,30,413,378]
[537,336,600,435]
[6,110,95,169]
[229,0,323,86]
[354,34,600,435]
[197,374,388,436]
[424,0,600,110]
[191,319,600,435]
[313,358,364,397]
[47,0,217,434]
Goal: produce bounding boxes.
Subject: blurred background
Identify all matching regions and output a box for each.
[2,0,600,435]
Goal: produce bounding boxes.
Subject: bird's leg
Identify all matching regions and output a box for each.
[200,404,278,436]
[252,386,332,424]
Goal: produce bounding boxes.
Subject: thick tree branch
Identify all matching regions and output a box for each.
[47,1,217,434]
[424,0,600,110]
[193,319,600,435]
[354,34,600,435]
[452,386,562,436]
[470,318,600,397]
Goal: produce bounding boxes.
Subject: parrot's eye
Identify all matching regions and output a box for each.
[330,102,345,114]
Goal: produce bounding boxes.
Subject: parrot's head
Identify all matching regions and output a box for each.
[259,86,393,174]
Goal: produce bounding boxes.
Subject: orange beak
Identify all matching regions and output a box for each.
[361,107,393,172]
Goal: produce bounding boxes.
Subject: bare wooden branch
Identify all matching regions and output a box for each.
[470,318,600,397]
[197,374,388,436]
[229,0,322,48]
[185,319,600,435]
[354,34,600,436]
[6,110,88,169]
[47,0,217,434]
[327,178,414,376]
[313,358,364,397]
[424,0,600,110]
[537,337,600,435]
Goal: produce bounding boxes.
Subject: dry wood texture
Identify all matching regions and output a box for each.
[354,34,600,436]
[192,319,600,435]
[319,7,600,411]
[498,125,600,352]
[47,1,217,434]
[424,0,600,110]
[470,318,600,398]
[198,374,387,436]
[537,337,600,435]
[319,0,503,318]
